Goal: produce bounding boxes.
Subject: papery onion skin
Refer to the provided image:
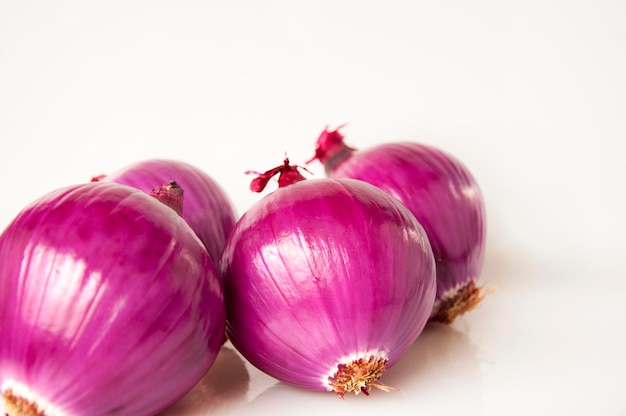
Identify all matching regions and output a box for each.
[98,159,237,265]
[0,182,225,416]
[220,176,436,395]
[310,127,487,324]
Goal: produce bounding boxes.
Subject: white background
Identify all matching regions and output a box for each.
[1,1,625,415]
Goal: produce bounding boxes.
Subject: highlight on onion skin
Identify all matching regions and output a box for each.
[0,181,226,416]
[309,126,488,324]
[220,160,436,398]
[95,158,237,265]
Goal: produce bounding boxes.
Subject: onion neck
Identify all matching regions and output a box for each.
[327,353,394,398]
[320,146,354,175]
[150,181,184,216]
[307,125,355,174]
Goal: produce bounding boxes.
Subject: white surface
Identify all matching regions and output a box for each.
[1,1,625,415]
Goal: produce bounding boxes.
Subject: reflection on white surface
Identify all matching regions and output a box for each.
[242,324,482,415]
[157,346,249,416]
[146,249,626,415]
[2,240,626,414]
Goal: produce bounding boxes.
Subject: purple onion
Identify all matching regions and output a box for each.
[0,181,225,416]
[98,159,237,265]
[220,160,436,397]
[309,127,487,324]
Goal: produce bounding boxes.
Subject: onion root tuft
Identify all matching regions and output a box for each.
[4,389,46,416]
[328,354,394,398]
[430,280,494,324]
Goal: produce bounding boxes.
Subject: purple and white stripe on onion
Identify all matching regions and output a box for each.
[220,159,436,397]
[0,181,225,416]
[309,126,488,324]
[96,158,237,266]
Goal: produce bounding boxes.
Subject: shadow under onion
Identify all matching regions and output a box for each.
[388,323,484,413]
[157,346,250,416]
[239,324,482,415]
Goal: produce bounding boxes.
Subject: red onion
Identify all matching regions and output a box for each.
[220,159,436,397]
[0,181,225,416]
[309,126,487,324]
[96,159,237,265]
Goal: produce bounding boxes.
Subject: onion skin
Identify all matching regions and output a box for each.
[245,157,308,192]
[99,159,237,265]
[220,176,436,396]
[0,182,225,416]
[311,127,487,324]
